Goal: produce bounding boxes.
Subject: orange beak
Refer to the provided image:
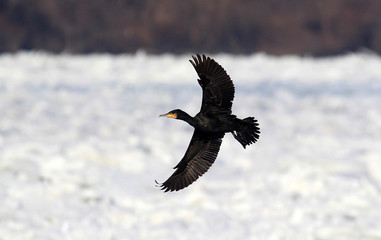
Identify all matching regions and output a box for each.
[159,113,177,119]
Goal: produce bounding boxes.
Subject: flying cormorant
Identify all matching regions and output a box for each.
[158,54,260,192]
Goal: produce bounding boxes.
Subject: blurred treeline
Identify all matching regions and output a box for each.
[1,0,380,55]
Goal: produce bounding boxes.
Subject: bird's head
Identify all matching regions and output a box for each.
[159,109,189,120]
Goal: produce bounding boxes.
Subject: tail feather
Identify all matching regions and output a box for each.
[232,117,260,148]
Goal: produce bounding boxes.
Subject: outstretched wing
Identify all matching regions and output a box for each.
[190,54,235,115]
[158,131,224,192]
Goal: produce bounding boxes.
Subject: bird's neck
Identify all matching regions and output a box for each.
[179,112,196,127]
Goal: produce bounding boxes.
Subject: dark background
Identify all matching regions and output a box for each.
[1,0,381,55]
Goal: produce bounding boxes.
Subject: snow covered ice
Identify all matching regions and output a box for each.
[1,52,381,240]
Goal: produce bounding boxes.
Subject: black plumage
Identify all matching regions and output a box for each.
[158,54,260,192]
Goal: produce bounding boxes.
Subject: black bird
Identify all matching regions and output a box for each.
[158,54,260,192]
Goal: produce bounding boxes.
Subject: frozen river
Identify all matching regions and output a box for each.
[0,52,381,239]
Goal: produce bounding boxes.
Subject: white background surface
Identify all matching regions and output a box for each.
[1,52,381,240]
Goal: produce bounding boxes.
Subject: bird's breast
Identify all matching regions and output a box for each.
[194,114,234,133]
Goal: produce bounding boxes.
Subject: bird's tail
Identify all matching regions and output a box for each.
[232,117,260,148]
